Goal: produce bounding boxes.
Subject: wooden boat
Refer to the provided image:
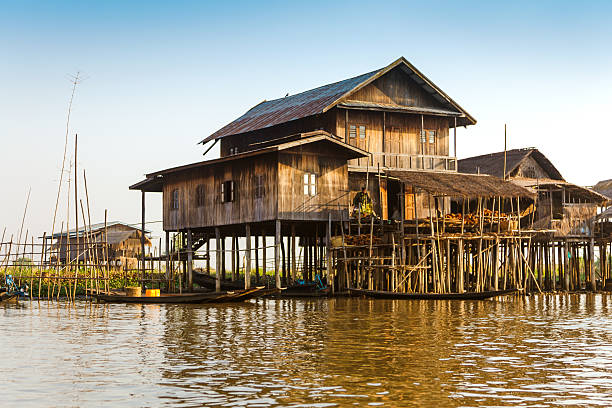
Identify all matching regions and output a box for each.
[193,272,244,290]
[96,286,272,304]
[348,288,518,300]
[0,291,18,303]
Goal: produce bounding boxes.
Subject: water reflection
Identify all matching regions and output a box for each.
[2,295,612,407]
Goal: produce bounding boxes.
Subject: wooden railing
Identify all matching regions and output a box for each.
[350,153,457,172]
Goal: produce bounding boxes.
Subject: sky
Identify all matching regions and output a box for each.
[1,0,611,249]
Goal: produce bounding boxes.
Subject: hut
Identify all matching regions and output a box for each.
[459,148,608,237]
[46,221,152,269]
[593,179,612,200]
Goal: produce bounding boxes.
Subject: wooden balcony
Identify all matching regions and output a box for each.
[349,152,457,172]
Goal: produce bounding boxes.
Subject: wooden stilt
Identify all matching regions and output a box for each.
[215,227,221,292]
[275,220,281,289]
[245,224,251,290]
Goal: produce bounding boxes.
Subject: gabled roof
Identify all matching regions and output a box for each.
[593,179,612,200]
[45,221,151,239]
[132,132,369,192]
[200,57,476,144]
[458,148,564,181]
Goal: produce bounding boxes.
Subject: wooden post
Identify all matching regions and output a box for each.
[165,231,170,290]
[141,190,146,291]
[254,234,259,284]
[262,229,266,282]
[275,220,281,289]
[327,213,333,294]
[563,240,570,291]
[221,238,226,281]
[187,229,193,292]
[206,238,210,276]
[245,224,251,290]
[231,235,236,281]
[215,227,221,292]
[291,224,296,283]
[590,237,596,291]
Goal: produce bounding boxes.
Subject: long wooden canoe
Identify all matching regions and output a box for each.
[96,286,271,304]
[348,288,518,300]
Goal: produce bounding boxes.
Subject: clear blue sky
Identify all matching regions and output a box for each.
[1,0,611,245]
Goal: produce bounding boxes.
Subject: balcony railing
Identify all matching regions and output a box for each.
[350,153,457,172]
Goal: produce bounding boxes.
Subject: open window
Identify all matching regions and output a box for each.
[221,180,235,203]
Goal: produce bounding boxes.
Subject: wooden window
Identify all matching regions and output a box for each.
[349,125,357,138]
[170,189,179,210]
[428,130,436,144]
[195,185,205,207]
[420,130,427,144]
[359,125,366,140]
[254,175,265,199]
[303,173,316,196]
[221,180,235,203]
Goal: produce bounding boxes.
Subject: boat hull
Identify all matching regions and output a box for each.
[96,286,273,304]
[348,288,518,300]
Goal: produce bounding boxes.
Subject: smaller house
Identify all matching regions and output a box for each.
[459,148,608,237]
[46,221,152,269]
[593,179,612,201]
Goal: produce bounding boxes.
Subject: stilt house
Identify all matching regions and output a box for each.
[47,221,152,268]
[458,148,609,237]
[132,57,534,292]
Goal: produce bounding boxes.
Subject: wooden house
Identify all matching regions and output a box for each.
[593,179,612,201]
[458,148,608,237]
[131,57,487,291]
[47,221,152,269]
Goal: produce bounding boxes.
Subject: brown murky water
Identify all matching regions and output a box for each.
[2,295,612,407]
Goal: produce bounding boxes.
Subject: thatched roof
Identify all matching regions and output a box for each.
[200,57,476,144]
[511,178,609,204]
[385,170,534,198]
[458,148,563,180]
[593,179,612,200]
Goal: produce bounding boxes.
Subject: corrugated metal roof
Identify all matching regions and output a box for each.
[45,221,151,239]
[200,57,476,144]
[202,70,378,143]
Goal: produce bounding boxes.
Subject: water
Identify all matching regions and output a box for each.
[2,295,612,407]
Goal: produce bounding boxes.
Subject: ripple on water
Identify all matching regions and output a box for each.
[2,294,612,407]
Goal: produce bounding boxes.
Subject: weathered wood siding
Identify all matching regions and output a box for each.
[163,155,278,230]
[335,109,450,168]
[348,66,452,110]
[278,144,349,221]
[511,156,551,179]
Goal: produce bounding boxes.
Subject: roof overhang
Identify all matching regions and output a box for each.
[385,170,534,198]
[130,133,368,192]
